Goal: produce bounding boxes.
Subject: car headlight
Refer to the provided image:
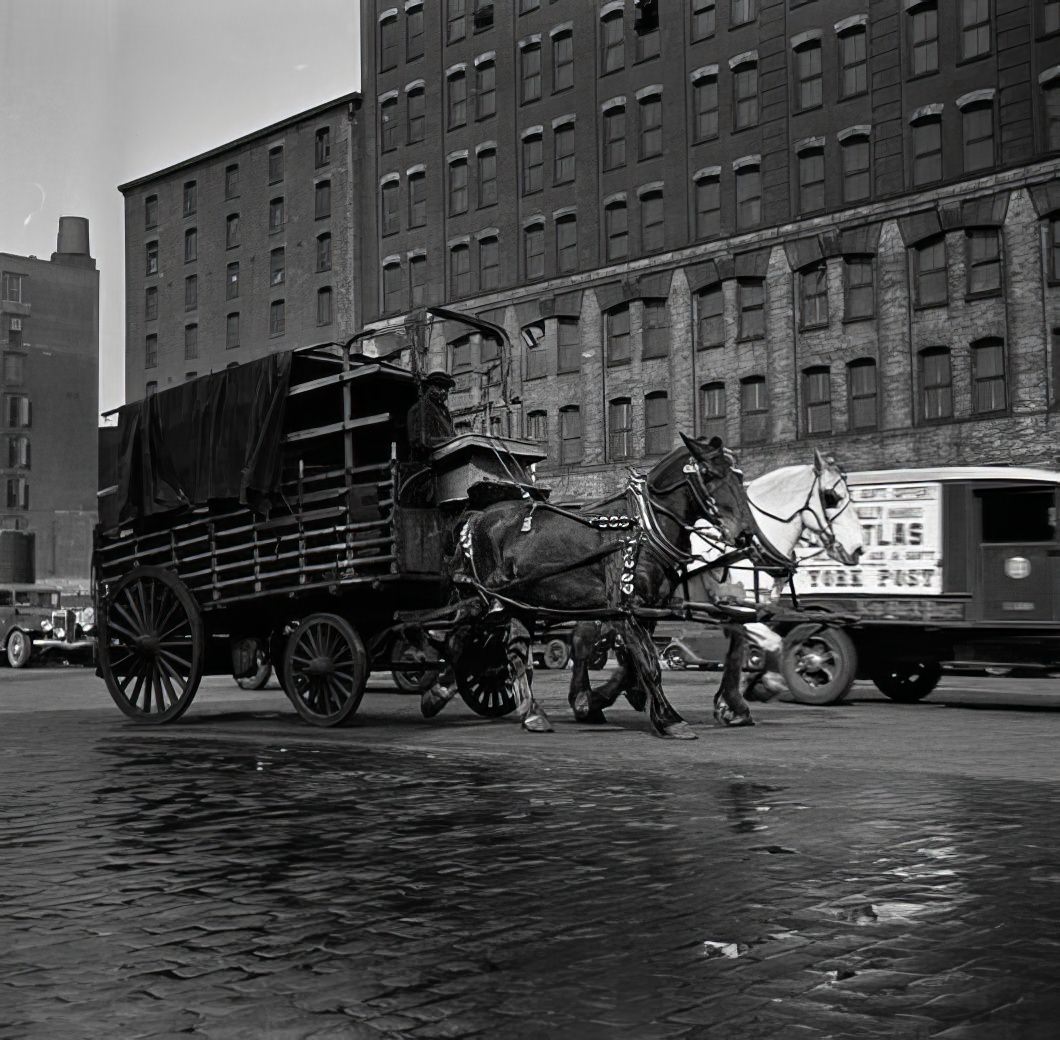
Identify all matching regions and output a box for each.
[54,627,66,640]
[83,623,95,636]
[41,620,53,633]
[81,607,96,626]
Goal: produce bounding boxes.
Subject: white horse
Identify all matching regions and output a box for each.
[688,449,865,724]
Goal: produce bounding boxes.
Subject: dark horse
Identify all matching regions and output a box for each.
[421,434,757,739]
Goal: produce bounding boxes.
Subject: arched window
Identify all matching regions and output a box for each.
[524,322,546,380]
[840,132,871,203]
[920,347,952,421]
[317,287,333,326]
[961,99,995,171]
[699,382,726,441]
[644,391,671,455]
[911,111,943,186]
[732,56,758,129]
[381,178,400,236]
[802,366,832,435]
[838,24,868,99]
[797,144,825,214]
[848,358,878,430]
[737,278,764,340]
[793,37,822,111]
[560,405,583,463]
[407,85,426,143]
[913,236,947,307]
[476,57,496,119]
[740,376,769,445]
[447,68,467,128]
[382,261,403,315]
[735,161,761,230]
[697,284,724,349]
[449,243,471,298]
[523,220,545,280]
[556,213,578,274]
[693,171,721,239]
[526,409,548,449]
[381,95,399,152]
[600,7,624,74]
[966,228,1001,296]
[604,198,628,261]
[799,262,828,329]
[606,305,631,365]
[642,299,669,359]
[609,397,633,460]
[972,337,1006,414]
[640,189,664,253]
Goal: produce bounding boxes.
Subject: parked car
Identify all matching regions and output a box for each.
[0,584,96,668]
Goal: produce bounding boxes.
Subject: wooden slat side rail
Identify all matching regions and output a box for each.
[282,412,391,444]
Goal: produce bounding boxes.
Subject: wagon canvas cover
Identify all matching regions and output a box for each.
[111,353,292,525]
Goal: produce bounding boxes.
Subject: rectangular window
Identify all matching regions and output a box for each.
[912,118,942,185]
[7,435,30,469]
[848,360,878,430]
[556,216,578,273]
[844,257,874,320]
[800,264,829,328]
[641,192,664,253]
[268,145,284,184]
[407,89,425,143]
[738,280,764,339]
[973,340,1006,413]
[144,195,158,229]
[409,256,427,307]
[382,181,400,235]
[915,238,948,306]
[521,43,541,103]
[450,245,471,297]
[480,237,500,289]
[6,478,29,511]
[735,166,761,230]
[553,31,574,92]
[692,0,716,40]
[609,399,632,460]
[473,0,494,32]
[226,312,239,349]
[798,149,825,213]
[184,324,198,360]
[554,124,575,184]
[477,150,497,208]
[601,13,624,74]
[6,395,31,428]
[645,393,671,455]
[910,4,939,76]
[407,3,424,60]
[525,324,547,380]
[145,286,158,321]
[409,173,427,227]
[636,20,660,61]
[225,164,239,199]
[803,369,832,434]
[381,97,398,151]
[449,161,469,216]
[963,104,994,171]
[522,135,543,194]
[184,274,197,310]
[145,241,158,276]
[6,323,21,351]
[448,0,466,43]
[960,0,991,61]
[607,306,631,365]
[315,180,331,219]
[966,229,1001,296]
[3,355,23,385]
[842,137,870,203]
[921,349,952,420]
[796,43,822,110]
[477,61,496,119]
[144,334,157,370]
[226,212,240,248]
[184,228,197,263]
[182,181,197,218]
[557,318,580,373]
[695,176,721,239]
[733,64,758,129]
[383,264,403,314]
[605,202,628,261]
[448,73,467,128]
[560,407,583,463]
[741,378,769,444]
[226,261,239,300]
[270,247,285,287]
[639,96,662,158]
[269,198,285,232]
[839,29,868,98]
[694,76,719,141]
[524,224,545,280]
[642,301,669,359]
[526,410,548,449]
[697,286,724,348]
[603,107,626,169]
[269,299,285,337]
[380,14,399,69]
[699,383,726,440]
[731,0,755,27]
[317,288,333,326]
[315,127,331,167]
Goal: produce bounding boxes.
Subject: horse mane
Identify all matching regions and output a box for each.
[748,464,813,501]
[646,443,697,492]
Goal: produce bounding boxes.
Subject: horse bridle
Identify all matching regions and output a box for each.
[755,469,853,561]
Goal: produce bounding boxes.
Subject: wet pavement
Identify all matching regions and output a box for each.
[2,671,1060,1039]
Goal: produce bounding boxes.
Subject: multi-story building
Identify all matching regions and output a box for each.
[359,0,1060,497]
[0,217,98,581]
[119,93,363,402]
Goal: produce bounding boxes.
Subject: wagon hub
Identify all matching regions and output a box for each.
[134,633,160,653]
[798,649,826,672]
[306,655,336,677]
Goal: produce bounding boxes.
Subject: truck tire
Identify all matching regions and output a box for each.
[871,661,942,703]
[542,637,571,670]
[780,624,857,706]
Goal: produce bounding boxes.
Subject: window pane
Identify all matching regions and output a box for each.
[557,318,580,372]
[607,306,631,364]
[697,286,724,348]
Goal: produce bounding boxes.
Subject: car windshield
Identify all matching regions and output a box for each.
[11,591,60,607]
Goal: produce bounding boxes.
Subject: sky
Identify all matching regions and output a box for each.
[0,0,360,414]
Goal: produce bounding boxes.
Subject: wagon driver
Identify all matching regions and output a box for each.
[407,369,457,460]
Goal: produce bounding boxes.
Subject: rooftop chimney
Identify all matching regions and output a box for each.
[52,216,95,267]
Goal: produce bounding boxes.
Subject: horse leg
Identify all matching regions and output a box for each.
[713,626,755,727]
[419,625,464,719]
[569,622,610,724]
[508,618,553,733]
[618,619,696,740]
[743,622,789,702]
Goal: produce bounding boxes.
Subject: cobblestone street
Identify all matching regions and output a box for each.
[2,669,1059,1039]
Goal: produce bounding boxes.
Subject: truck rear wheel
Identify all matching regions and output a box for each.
[872,661,942,703]
[780,624,857,706]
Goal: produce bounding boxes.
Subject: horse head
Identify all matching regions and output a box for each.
[803,449,864,566]
[677,433,755,549]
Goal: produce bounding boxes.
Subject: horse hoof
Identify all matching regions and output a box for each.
[420,686,453,719]
[716,710,756,728]
[522,714,554,733]
[657,721,698,740]
[574,708,608,724]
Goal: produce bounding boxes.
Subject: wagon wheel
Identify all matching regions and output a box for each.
[542,637,571,670]
[283,613,368,727]
[100,566,203,724]
[780,624,857,706]
[453,626,518,718]
[390,637,440,693]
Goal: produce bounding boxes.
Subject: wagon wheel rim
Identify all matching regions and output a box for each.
[283,614,367,727]
[454,627,518,718]
[101,568,202,724]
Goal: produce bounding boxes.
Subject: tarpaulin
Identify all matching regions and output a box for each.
[114,353,292,524]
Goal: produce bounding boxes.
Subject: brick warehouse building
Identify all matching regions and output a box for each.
[119,93,363,402]
[0,218,98,582]
[359,0,1060,498]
